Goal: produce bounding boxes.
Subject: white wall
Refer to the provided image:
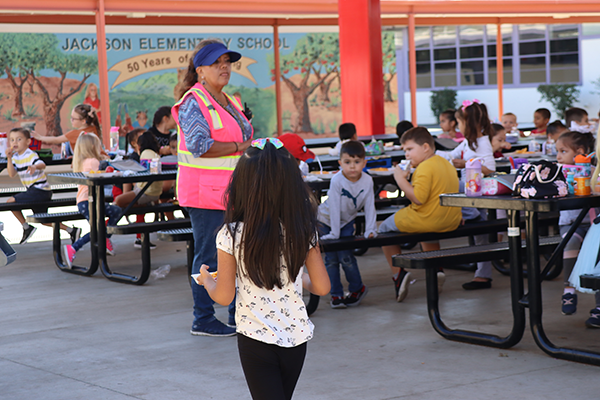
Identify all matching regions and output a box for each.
[402,36,600,127]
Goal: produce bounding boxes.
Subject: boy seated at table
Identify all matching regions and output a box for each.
[531,108,551,135]
[318,140,377,308]
[501,112,521,135]
[328,122,364,156]
[565,107,592,133]
[6,128,81,244]
[378,127,462,302]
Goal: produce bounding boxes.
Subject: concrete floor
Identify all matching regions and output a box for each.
[2,232,600,400]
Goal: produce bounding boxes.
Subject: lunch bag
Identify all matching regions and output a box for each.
[512,160,568,199]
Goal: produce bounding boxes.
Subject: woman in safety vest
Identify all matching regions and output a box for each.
[172,39,253,337]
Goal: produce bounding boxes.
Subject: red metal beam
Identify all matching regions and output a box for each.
[95,0,111,148]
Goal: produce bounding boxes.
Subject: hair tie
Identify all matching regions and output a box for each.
[461,99,480,111]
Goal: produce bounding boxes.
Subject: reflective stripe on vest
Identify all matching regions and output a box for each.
[174,87,223,130]
[178,152,240,171]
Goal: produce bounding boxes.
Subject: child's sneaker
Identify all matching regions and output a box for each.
[561,292,577,315]
[62,244,76,269]
[393,269,411,302]
[106,238,115,256]
[133,239,157,249]
[330,296,347,309]
[344,285,368,307]
[69,227,82,244]
[20,225,37,244]
[585,308,600,328]
[437,271,446,294]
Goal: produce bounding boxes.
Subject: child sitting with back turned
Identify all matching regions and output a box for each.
[329,122,361,156]
[378,127,462,302]
[6,128,81,244]
[532,108,551,134]
[318,141,377,308]
[565,107,591,133]
[63,133,122,268]
[546,120,568,143]
[195,138,329,400]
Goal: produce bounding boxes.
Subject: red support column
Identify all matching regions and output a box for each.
[338,0,384,137]
[95,0,111,148]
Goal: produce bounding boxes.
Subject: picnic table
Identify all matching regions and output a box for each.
[47,171,177,284]
[304,134,398,149]
[439,193,600,366]
[0,154,72,172]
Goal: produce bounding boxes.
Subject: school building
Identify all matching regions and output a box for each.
[393,22,600,126]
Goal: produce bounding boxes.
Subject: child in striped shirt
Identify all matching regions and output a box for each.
[6,128,80,244]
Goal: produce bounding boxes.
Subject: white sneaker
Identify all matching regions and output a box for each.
[437,271,446,295]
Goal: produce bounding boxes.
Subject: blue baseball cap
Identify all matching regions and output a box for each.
[193,42,242,68]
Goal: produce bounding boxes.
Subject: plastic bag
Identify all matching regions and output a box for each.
[151,264,171,280]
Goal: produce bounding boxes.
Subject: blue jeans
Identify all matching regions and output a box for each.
[73,201,121,251]
[188,207,235,326]
[319,221,363,297]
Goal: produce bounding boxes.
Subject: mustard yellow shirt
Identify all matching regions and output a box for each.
[394,155,461,233]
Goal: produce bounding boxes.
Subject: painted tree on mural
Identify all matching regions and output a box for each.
[311,35,340,104]
[0,33,41,118]
[382,32,397,103]
[0,33,97,135]
[268,33,335,133]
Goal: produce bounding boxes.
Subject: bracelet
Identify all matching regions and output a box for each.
[234,142,239,152]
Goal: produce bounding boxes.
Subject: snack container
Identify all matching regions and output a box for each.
[150,158,162,174]
[574,176,591,196]
[399,160,411,171]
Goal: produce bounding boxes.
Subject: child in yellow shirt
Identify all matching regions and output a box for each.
[378,127,461,302]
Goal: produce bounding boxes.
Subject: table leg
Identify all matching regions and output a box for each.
[97,184,151,285]
[424,209,525,348]
[526,210,600,366]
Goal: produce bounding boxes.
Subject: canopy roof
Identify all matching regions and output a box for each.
[2,0,600,26]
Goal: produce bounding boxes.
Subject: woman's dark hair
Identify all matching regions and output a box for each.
[137,131,160,154]
[557,131,595,155]
[440,109,457,128]
[153,106,173,127]
[224,142,318,290]
[73,103,101,136]
[455,102,491,151]
[177,38,225,99]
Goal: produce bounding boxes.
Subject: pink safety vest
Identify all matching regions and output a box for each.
[172,83,253,210]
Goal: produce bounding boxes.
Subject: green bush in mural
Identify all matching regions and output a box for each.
[430,88,457,119]
[537,84,580,119]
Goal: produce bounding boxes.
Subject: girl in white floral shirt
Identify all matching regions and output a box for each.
[196,138,330,400]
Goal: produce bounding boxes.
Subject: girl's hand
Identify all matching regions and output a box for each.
[31,130,42,140]
[452,159,466,168]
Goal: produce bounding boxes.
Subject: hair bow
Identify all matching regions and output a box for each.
[251,137,284,150]
[461,99,480,110]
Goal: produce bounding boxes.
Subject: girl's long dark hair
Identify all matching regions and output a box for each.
[137,131,160,154]
[224,142,318,290]
[455,102,491,151]
[73,103,101,137]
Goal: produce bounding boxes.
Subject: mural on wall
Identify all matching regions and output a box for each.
[0,28,398,139]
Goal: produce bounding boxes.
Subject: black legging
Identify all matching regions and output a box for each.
[237,334,307,400]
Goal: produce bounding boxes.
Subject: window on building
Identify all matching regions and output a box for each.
[405,24,580,90]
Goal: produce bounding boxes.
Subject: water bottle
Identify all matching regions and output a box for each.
[465,158,483,197]
[110,126,119,152]
[528,137,541,153]
[543,138,556,156]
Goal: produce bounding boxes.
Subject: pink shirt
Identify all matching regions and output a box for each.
[76,158,100,204]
